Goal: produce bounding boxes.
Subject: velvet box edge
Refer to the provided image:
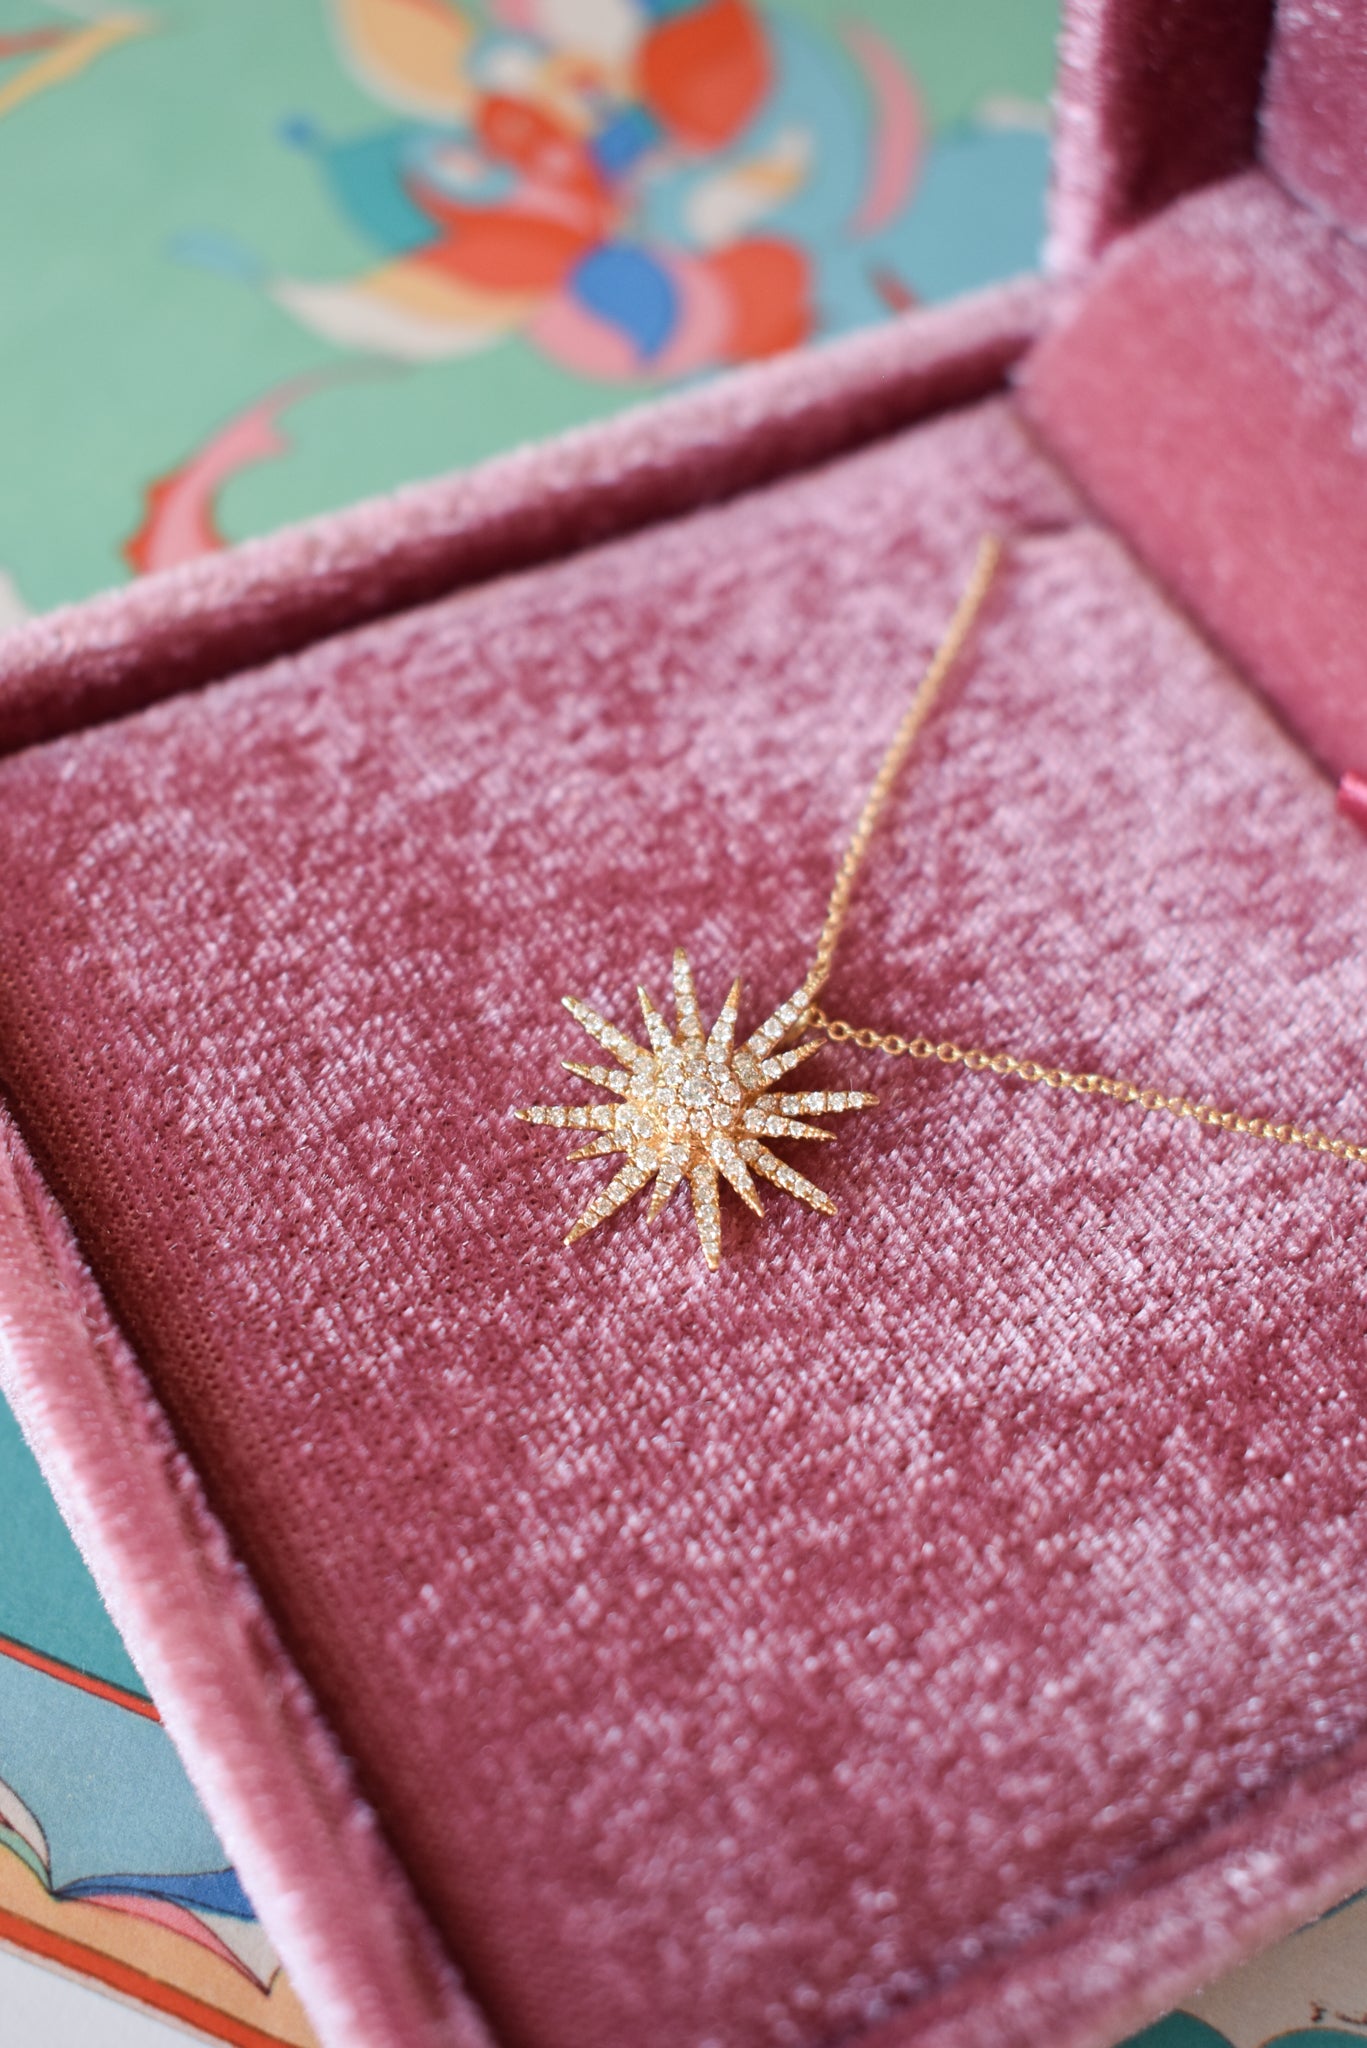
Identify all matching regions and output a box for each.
[0,278,1048,759]
[0,1101,493,2048]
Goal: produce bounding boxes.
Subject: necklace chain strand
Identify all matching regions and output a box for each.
[802,535,1367,1170]
[803,533,1005,1003]
[809,1007,1367,1164]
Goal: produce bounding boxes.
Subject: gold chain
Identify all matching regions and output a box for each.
[809,1009,1367,1164]
[804,533,1004,1002]
[800,535,1367,1168]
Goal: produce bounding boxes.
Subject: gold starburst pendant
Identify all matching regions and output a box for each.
[514,950,877,1270]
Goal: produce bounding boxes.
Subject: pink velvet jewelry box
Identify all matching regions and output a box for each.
[5,5,1367,2047]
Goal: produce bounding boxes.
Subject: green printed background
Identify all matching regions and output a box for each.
[1,0,1054,615]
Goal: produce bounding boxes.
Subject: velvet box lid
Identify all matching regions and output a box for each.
[5,8,1367,2048]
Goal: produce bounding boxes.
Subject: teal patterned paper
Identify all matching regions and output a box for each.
[0,0,1054,617]
[1123,1894,1367,2048]
[0,1403,144,1699]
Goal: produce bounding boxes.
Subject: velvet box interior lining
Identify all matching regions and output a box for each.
[6,359,1367,2048]
[5,6,1367,2046]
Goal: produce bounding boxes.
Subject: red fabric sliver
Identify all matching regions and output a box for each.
[1336,772,1367,833]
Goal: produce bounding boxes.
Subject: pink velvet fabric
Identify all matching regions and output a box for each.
[1021,169,1367,778]
[1264,0,1367,244]
[0,1110,487,2048]
[5,392,1367,2048]
[0,281,1044,755]
[1047,0,1272,272]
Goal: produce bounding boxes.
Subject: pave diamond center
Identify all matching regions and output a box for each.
[633,1046,745,1151]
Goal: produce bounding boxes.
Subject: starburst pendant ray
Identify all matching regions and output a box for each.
[514,951,876,1270]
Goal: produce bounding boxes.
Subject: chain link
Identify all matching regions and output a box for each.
[803,534,1003,1004]
[809,1009,1367,1166]
[796,535,1367,1171]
